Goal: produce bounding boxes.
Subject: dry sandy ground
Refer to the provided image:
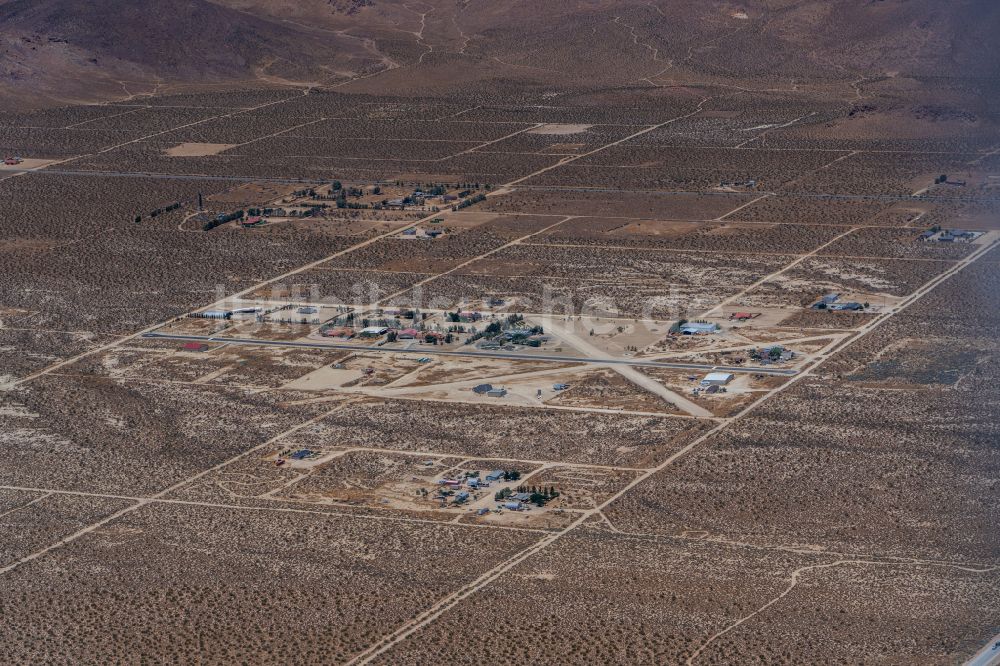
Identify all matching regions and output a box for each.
[164,143,237,157]
[0,158,57,171]
[528,124,593,135]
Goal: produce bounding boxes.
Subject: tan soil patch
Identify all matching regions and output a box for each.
[0,158,57,170]
[528,124,593,135]
[165,143,237,157]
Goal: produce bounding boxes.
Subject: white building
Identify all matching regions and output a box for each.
[680,322,718,335]
[700,372,734,386]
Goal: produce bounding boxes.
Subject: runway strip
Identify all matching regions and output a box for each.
[142,332,798,376]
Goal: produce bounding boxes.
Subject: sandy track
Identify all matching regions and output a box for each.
[686,559,1000,665]
[0,398,358,576]
[535,315,713,417]
[697,225,859,318]
[344,232,1000,665]
[3,96,717,392]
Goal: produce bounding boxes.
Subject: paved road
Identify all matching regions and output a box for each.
[143,332,797,376]
[533,315,714,418]
[966,635,1000,666]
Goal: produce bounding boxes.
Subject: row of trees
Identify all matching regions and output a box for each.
[203,210,244,231]
[494,484,559,506]
[453,192,487,211]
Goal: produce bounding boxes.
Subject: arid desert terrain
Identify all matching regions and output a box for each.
[1,0,999,663]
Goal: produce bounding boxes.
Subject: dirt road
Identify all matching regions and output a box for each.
[344,232,1000,666]
[531,317,714,419]
[966,634,1000,666]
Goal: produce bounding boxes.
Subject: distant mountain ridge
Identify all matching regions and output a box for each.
[0,0,383,108]
[1,0,998,111]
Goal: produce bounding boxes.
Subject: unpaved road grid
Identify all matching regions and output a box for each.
[2,56,999,664]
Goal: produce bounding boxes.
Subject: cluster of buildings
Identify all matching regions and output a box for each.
[493,485,555,512]
[454,311,484,323]
[317,309,482,343]
[676,321,719,336]
[749,345,795,363]
[497,492,537,512]
[321,324,452,342]
[436,470,505,490]
[388,188,459,207]
[433,469,524,509]
[499,328,549,346]
[811,294,863,311]
[919,228,982,243]
[401,227,444,239]
[473,383,508,398]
